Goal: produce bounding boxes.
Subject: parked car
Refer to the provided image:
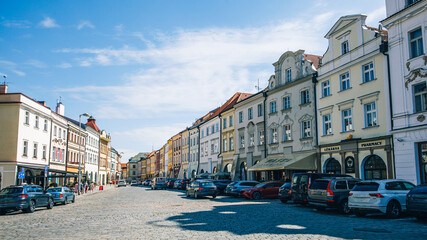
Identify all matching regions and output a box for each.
[174,179,190,190]
[212,180,233,194]
[406,184,427,221]
[46,187,76,205]
[186,180,218,199]
[151,177,167,190]
[242,181,284,200]
[130,180,138,186]
[348,179,416,218]
[166,178,176,189]
[278,182,292,203]
[307,177,361,214]
[0,185,54,215]
[117,180,126,187]
[225,181,259,197]
[291,173,350,204]
[143,179,152,186]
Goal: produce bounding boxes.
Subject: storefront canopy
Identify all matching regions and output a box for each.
[248,152,317,171]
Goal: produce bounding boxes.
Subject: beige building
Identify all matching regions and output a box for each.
[219,107,236,179]
[180,129,190,179]
[99,130,111,185]
[316,14,393,180]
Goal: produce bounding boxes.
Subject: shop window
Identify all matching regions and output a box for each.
[325,158,341,174]
[363,155,387,180]
[418,142,427,184]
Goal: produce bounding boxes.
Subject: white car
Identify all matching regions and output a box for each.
[348,179,415,218]
[117,180,126,187]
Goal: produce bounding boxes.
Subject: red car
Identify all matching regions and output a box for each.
[242,181,284,200]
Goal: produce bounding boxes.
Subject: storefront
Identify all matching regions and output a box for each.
[319,136,394,180]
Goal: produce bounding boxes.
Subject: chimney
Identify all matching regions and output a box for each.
[56,101,65,116]
[87,116,95,123]
[0,84,7,94]
[38,101,47,106]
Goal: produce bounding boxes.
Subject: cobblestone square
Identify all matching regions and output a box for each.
[1,186,426,240]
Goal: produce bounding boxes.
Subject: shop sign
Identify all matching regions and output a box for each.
[359,140,385,149]
[345,156,355,173]
[321,146,341,153]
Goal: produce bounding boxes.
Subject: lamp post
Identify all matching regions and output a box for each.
[78,113,91,195]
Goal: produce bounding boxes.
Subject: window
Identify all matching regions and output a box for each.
[58,128,62,138]
[239,135,245,148]
[302,121,311,138]
[63,130,66,140]
[282,96,291,110]
[248,107,253,120]
[362,62,375,83]
[52,147,56,160]
[33,143,38,158]
[321,80,330,97]
[301,90,310,104]
[229,116,233,126]
[223,139,227,152]
[342,109,353,132]
[42,145,47,159]
[215,123,219,132]
[25,111,29,125]
[270,101,277,113]
[414,82,427,113]
[229,137,234,150]
[341,41,349,55]
[223,118,227,129]
[259,130,265,145]
[257,104,263,117]
[323,114,332,135]
[206,127,209,136]
[201,130,204,138]
[409,28,424,58]
[211,125,215,134]
[249,133,255,147]
[335,181,347,190]
[270,128,278,144]
[284,125,291,141]
[54,126,57,136]
[340,72,350,91]
[285,68,292,83]
[43,119,48,131]
[57,148,60,161]
[239,112,243,123]
[23,140,28,156]
[35,116,39,128]
[365,102,377,127]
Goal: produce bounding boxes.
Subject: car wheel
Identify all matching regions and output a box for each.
[339,199,351,214]
[186,191,190,197]
[47,198,54,209]
[63,197,68,205]
[354,209,367,217]
[280,199,288,204]
[25,200,35,213]
[71,196,75,203]
[252,192,261,200]
[386,201,401,219]
[212,194,217,199]
[194,192,199,199]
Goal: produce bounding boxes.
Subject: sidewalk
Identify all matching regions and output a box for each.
[75,184,116,199]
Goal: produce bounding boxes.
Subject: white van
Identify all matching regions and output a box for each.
[151,177,167,190]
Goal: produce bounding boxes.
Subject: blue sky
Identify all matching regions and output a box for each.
[0,0,386,161]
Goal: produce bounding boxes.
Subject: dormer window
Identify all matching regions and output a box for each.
[285,68,292,83]
[341,41,349,55]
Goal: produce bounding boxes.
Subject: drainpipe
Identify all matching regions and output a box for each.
[64,124,70,185]
[312,72,321,173]
[196,126,201,175]
[46,117,53,189]
[217,114,222,179]
[263,91,268,158]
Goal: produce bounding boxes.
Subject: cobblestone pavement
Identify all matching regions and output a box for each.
[1,186,426,240]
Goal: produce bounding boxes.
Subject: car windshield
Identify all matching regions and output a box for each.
[0,188,24,194]
[254,183,266,188]
[47,188,62,193]
[352,182,379,191]
[309,180,329,190]
[281,182,291,188]
[200,182,214,187]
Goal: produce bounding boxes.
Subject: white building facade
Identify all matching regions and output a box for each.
[199,117,220,174]
[49,102,68,186]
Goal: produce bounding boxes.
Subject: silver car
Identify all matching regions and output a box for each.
[117,180,126,187]
[46,187,75,205]
[348,179,415,218]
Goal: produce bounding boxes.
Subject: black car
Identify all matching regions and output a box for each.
[212,180,232,194]
[166,178,176,189]
[406,184,427,221]
[307,177,361,214]
[278,182,292,203]
[291,173,350,205]
[186,180,218,199]
[0,185,54,214]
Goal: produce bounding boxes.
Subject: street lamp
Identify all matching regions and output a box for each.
[78,113,91,195]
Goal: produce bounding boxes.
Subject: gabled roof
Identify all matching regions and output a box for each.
[206,92,252,121]
[324,14,366,39]
[63,116,87,130]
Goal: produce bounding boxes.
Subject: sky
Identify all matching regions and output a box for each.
[0,0,387,161]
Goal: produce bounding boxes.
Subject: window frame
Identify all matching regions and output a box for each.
[340,72,350,91]
[239,111,243,123]
[301,90,310,105]
[270,101,277,114]
[341,41,349,55]
[341,108,353,132]
[282,96,291,110]
[321,80,330,97]
[409,28,424,59]
[364,101,378,128]
[283,124,291,141]
[302,120,311,138]
[285,68,292,83]
[270,128,278,144]
[322,114,332,136]
[362,62,375,83]
[414,82,427,113]
[248,107,253,120]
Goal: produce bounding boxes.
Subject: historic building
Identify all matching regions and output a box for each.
[166,139,173,177]
[219,107,236,179]
[0,88,52,189]
[171,132,182,178]
[85,116,100,184]
[159,145,165,177]
[316,14,393,180]
[382,0,427,184]
[99,130,111,185]
[180,129,190,179]
[64,116,88,185]
[49,102,69,186]
[249,50,321,181]
[188,122,201,178]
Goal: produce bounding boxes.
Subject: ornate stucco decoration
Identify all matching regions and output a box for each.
[417,114,425,122]
[405,67,427,88]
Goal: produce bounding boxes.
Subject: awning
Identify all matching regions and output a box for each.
[248,152,317,171]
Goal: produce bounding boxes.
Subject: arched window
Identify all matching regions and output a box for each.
[364,155,387,180]
[224,164,231,173]
[200,169,205,174]
[325,158,341,174]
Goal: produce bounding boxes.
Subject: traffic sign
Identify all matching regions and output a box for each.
[21,168,25,173]
[18,172,25,179]
[45,166,48,174]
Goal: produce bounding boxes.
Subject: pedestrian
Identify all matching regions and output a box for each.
[74,183,78,193]
[90,182,94,193]
[85,182,88,193]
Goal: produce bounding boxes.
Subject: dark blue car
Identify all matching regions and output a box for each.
[47,187,75,205]
[0,185,54,214]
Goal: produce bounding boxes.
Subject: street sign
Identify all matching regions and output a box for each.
[18,172,25,179]
[45,166,48,174]
[21,168,25,173]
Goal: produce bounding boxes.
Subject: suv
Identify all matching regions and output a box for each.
[308,177,361,214]
[291,173,350,204]
[349,180,416,218]
[0,185,54,214]
[186,180,218,199]
[151,177,167,190]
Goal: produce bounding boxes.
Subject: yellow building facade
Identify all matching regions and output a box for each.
[219,107,235,177]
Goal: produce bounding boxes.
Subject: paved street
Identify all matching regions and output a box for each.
[1,186,426,240]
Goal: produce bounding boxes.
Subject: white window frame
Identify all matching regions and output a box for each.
[362,62,375,83]
[271,128,278,144]
[302,121,311,138]
[283,96,291,110]
[229,116,233,126]
[284,124,291,141]
[239,135,245,148]
[33,143,38,158]
[341,41,349,55]
[285,68,292,83]
[409,28,424,59]
[364,102,378,127]
[249,133,255,146]
[342,108,353,132]
[248,107,253,120]
[301,90,310,104]
[257,104,263,117]
[259,130,265,145]
[25,111,30,125]
[321,80,330,97]
[414,82,427,113]
[35,116,39,129]
[323,114,332,136]
[340,72,350,91]
[23,140,28,156]
[229,137,234,151]
[239,111,243,123]
[223,118,227,129]
[270,101,277,114]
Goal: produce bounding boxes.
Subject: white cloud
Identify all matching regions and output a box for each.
[115,24,124,32]
[77,20,95,30]
[39,17,59,28]
[366,5,387,26]
[26,59,47,68]
[57,62,72,68]
[0,60,26,77]
[1,20,32,28]
[12,69,26,76]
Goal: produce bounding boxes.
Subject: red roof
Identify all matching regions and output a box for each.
[303,54,322,70]
[206,92,252,121]
[86,117,100,132]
